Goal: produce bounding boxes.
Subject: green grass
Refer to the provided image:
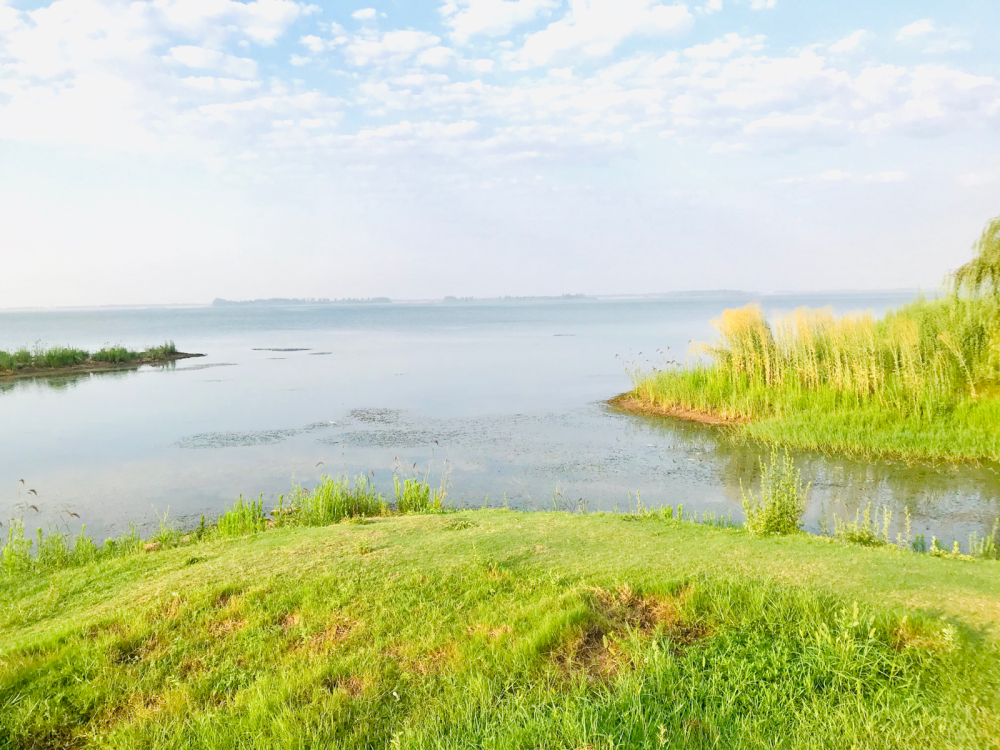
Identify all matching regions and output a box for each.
[0,341,180,374]
[2,489,1000,748]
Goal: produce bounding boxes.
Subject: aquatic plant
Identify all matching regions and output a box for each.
[216,495,269,538]
[279,475,387,526]
[143,340,177,359]
[395,475,446,513]
[740,450,808,536]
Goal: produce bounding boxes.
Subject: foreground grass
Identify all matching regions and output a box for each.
[0,342,178,375]
[2,509,999,749]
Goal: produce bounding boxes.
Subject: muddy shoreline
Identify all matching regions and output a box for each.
[606,392,746,426]
[0,352,205,380]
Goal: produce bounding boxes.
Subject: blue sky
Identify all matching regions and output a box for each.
[1,0,998,306]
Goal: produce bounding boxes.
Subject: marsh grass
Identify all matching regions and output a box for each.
[1,511,997,749]
[0,340,180,373]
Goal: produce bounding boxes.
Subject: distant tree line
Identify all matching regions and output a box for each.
[212,297,392,306]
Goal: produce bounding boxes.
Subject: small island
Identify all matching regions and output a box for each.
[0,341,203,380]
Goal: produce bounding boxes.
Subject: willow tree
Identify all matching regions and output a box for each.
[953,215,1000,296]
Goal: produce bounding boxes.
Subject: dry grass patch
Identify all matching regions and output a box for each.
[208,618,247,637]
[552,585,711,682]
[322,675,370,697]
[468,623,514,641]
[99,693,167,730]
[299,617,358,653]
[892,616,957,653]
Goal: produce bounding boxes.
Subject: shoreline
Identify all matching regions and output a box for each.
[606,392,746,426]
[0,351,205,380]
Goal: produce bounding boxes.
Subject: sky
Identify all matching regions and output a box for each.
[1,0,999,307]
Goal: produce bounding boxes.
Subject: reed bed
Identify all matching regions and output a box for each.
[629,295,1000,461]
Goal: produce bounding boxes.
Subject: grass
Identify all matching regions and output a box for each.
[1,506,999,749]
[2,473,1000,749]
[0,341,178,374]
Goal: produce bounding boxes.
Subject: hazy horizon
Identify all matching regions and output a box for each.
[3,0,998,308]
[0,286,940,312]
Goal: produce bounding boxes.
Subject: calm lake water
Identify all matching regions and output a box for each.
[2,293,998,547]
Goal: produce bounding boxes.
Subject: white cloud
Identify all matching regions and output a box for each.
[685,33,765,60]
[863,170,907,183]
[957,171,998,188]
[748,0,775,8]
[343,30,442,66]
[897,20,934,41]
[300,34,328,53]
[829,30,866,54]
[852,65,907,104]
[182,76,261,93]
[352,8,377,21]
[896,20,970,54]
[514,0,693,68]
[417,45,458,68]
[156,0,311,46]
[441,0,559,41]
[169,46,258,78]
[290,53,310,65]
[778,170,909,185]
[701,0,722,14]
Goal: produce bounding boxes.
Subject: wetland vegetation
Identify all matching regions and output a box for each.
[0,341,196,378]
[620,215,1000,463]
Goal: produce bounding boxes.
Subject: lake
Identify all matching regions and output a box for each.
[2,292,998,547]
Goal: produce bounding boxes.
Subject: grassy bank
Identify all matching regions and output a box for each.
[0,341,182,376]
[622,217,1000,463]
[2,478,1000,748]
[622,294,1000,462]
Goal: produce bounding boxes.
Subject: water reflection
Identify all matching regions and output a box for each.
[627,410,1000,542]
